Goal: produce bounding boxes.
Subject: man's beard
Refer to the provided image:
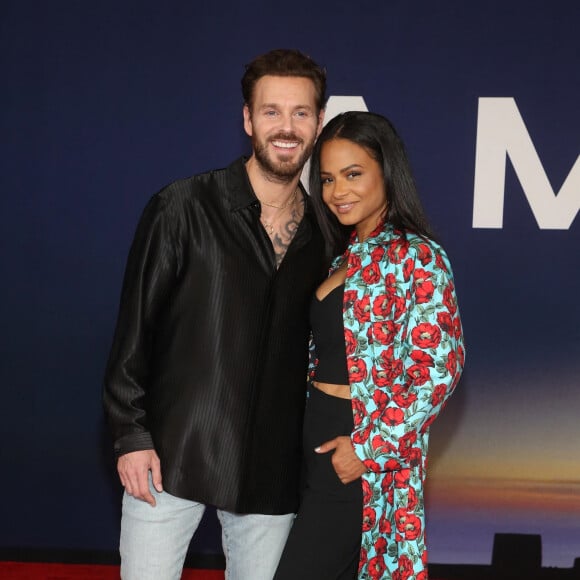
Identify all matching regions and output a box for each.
[252,131,314,184]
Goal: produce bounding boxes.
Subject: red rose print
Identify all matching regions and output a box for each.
[380,348,403,381]
[392,384,418,408]
[362,478,372,504]
[390,358,404,381]
[420,413,437,433]
[359,547,368,572]
[394,469,410,488]
[445,350,457,376]
[417,243,433,266]
[437,311,454,334]
[407,486,418,510]
[372,389,390,410]
[443,283,457,314]
[370,391,389,421]
[410,349,434,367]
[362,506,377,531]
[395,508,407,528]
[373,320,398,345]
[405,513,422,540]
[352,398,367,427]
[372,366,392,388]
[378,512,392,534]
[454,316,463,340]
[371,246,385,262]
[372,294,392,318]
[407,447,422,467]
[393,555,414,580]
[366,325,374,346]
[417,572,428,580]
[407,364,431,386]
[436,251,448,272]
[348,356,367,382]
[384,458,402,472]
[414,279,435,304]
[379,346,393,367]
[344,328,356,355]
[393,295,406,319]
[411,322,442,349]
[413,268,433,282]
[395,509,422,540]
[374,536,388,556]
[346,253,361,276]
[458,344,465,367]
[368,555,387,580]
[382,407,405,426]
[363,458,381,472]
[362,262,381,284]
[354,295,371,322]
[381,471,394,494]
[431,383,447,406]
[398,555,413,572]
[384,272,397,293]
[397,432,417,455]
[353,424,372,444]
[353,430,370,445]
[369,222,385,237]
[388,238,409,263]
[403,258,414,281]
[343,289,358,308]
[372,434,397,455]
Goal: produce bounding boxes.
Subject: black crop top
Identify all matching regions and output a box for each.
[310,284,350,385]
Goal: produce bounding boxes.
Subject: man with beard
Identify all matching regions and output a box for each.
[103,49,328,580]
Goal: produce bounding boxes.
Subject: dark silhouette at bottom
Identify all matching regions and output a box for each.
[431,533,580,579]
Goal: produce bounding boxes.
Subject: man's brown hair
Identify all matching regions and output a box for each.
[241,48,327,113]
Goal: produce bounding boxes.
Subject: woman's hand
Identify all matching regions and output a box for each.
[315,436,367,484]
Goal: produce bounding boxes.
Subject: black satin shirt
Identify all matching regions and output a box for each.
[103,157,327,514]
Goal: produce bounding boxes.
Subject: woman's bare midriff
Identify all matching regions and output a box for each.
[313,381,351,400]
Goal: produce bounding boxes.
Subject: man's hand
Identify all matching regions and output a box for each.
[117,449,163,506]
[315,436,367,484]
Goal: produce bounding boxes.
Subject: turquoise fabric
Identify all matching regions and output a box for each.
[313,223,465,579]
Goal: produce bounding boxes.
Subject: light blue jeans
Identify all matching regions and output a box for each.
[119,479,294,580]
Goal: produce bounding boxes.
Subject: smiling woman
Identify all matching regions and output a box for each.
[274,111,465,580]
[320,138,388,242]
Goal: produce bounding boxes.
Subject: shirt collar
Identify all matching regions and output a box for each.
[225,156,312,217]
[225,156,260,212]
[349,221,395,247]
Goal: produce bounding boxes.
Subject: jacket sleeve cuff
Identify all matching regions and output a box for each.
[113,432,155,457]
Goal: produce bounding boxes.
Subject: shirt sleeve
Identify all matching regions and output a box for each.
[350,241,465,473]
[103,191,182,457]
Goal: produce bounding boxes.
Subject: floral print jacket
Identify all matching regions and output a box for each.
[315,223,465,579]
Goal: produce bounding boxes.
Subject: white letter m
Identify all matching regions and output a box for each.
[473,97,580,229]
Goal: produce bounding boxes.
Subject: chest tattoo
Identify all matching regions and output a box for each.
[269,197,304,268]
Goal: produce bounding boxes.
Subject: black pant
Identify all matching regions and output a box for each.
[274,386,363,580]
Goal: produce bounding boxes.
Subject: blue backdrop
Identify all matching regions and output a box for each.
[1,0,578,568]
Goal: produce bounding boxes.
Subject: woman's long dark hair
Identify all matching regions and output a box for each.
[309,111,435,258]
